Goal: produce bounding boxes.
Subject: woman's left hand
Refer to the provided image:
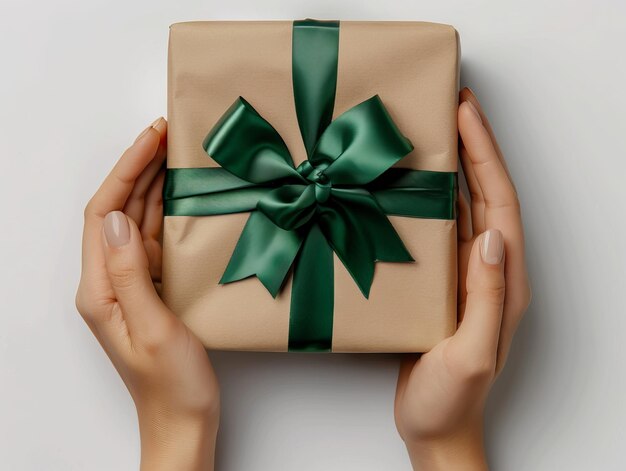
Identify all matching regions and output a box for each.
[75,118,219,471]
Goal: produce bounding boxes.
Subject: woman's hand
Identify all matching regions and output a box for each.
[394,88,531,470]
[75,119,219,471]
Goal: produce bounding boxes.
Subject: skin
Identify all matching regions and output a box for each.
[75,120,219,470]
[395,89,531,470]
[75,88,530,470]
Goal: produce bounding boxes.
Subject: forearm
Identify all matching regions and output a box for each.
[405,423,488,471]
[139,411,218,471]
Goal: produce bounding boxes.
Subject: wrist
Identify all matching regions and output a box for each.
[138,408,218,471]
[404,422,488,471]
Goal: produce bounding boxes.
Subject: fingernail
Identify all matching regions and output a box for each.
[465,100,482,124]
[104,211,130,247]
[135,117,164,143]
[465,87,477,100]
[135,126,152,143]
[151,116,165,132]
[481,229,503,265]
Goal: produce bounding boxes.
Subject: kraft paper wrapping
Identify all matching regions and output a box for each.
[162,20,460,352]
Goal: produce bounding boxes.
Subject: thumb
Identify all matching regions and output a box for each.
[102,210,170,334]
[454,229,506,365]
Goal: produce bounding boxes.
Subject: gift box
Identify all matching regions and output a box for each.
[162,20,460,352]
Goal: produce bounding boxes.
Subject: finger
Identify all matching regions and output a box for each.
[81,120,164,281]
[141,170,165,281]
[495,275,531,374]
[459,87,515,188]
[452,229,505,366]
[457,190,473,242]
[141,169,165,242]
[456,192,473,323]
[85,120,163,220]
[459,101,518,211]
[460,144,485,234]
[457,97,530,372]
[123,119,167,226]
[457,244,473,324]
[102,210,173,337]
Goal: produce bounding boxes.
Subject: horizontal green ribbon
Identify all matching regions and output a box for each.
[164,19,457,352]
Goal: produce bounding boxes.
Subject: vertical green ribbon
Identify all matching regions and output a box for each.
[288,20,340,352]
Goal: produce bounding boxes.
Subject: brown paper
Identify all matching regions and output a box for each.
[162,20,460,352]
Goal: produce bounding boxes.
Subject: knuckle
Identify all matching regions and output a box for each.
[75,287,95,317]
[140,318,179,354]
[468,284,506,307]
[202,388,221,420]
[109,266,138,290]
[521,285,533,310]
[509,285,532,317]
[74,287,107,322]
[140,336,163,355]
[457,355,495,381]
[514,300,530,317]
[113,170,133,187]
[74,290,89,316]
[444,346,495,381]
[511,193,521,209]
[485,195,521,212]
[469,190,484,203]
[83,198,97,220]
[482,285,506,305]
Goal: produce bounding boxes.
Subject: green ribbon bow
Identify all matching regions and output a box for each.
[204,94,417,298]
[164,20,457,351]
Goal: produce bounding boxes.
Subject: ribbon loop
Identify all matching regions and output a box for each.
[311,95,415,185]
[203,97,304,184]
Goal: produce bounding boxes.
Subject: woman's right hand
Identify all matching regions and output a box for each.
[75,118,220,471]
[394,89,531,470]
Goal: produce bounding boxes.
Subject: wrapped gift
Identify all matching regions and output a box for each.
[162,19,460,352]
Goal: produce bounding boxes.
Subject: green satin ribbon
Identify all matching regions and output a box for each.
[164,20,457,352]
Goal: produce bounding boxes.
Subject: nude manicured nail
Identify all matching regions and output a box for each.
[104,211,130,247]
[135,117,164,142]
[464,86,477,99]
[465,100,482,124]
[135,126,152,142]
[151,116,165,131]
[481,229,503,265]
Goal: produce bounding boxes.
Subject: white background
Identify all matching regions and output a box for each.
[1,0,625,469]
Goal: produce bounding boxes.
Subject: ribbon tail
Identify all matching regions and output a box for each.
[319,189,413,298]
[288,223,334,352]
[220,211,303,297]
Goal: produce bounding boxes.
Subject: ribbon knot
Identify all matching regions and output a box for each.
[313,177,331,203]
[312,171,328,184]
[295,161,332,203]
